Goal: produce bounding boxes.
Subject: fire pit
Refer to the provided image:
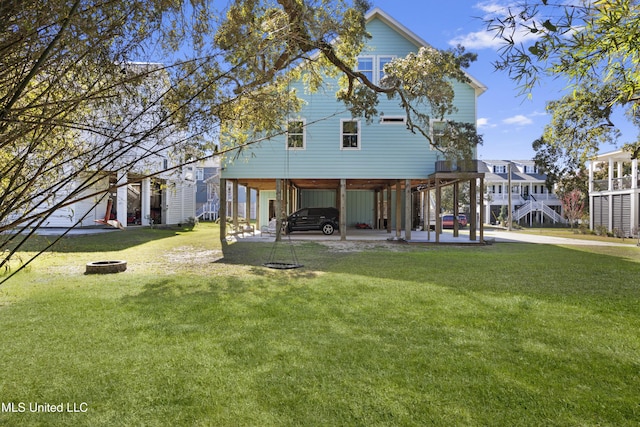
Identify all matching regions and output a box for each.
[85,260,127,274]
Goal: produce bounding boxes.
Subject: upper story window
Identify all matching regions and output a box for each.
[493,165,506,174]
[378,56,395,83]
[341,119,360,149]
[357,55,396,85]
[357,57,374,82]
[431,121,446,147]
[524,165,538,174]
[287,119,305,150]
[196,168,204,181]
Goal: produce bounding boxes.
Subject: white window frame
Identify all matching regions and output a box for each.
[340,119,361,150]
[196,167,204,181]
[378,55,395,83]
[493,165,506,174]
[431,120,446,149]
[286,119,306,150]
[357,56,374,82]
[356,55,397,85]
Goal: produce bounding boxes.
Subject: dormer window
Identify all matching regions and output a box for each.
[493,165,506,174]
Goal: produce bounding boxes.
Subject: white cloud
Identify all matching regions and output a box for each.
[477,117,495,128]
[448,1,541,50]
[449,30,503,50]
[503,115,533,126]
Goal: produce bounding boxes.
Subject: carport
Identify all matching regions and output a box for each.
[220,169,485,243]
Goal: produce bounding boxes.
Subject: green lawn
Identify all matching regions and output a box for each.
[1,224,639,426]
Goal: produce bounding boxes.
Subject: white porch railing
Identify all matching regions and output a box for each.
[514,201,566,224]
[196,200,219,221]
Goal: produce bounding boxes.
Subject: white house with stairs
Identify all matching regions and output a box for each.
[479,160,564,226]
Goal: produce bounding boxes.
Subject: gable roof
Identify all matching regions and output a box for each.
[365,8,487,97]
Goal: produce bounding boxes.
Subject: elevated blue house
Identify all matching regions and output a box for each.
[221,8,487,241]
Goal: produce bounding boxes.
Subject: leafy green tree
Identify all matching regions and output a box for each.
[1,0,481,280]
[485,0,640,163]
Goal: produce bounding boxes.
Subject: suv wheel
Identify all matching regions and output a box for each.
[321,223,335,235]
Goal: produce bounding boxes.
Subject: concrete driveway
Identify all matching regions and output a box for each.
[235,227,638,247]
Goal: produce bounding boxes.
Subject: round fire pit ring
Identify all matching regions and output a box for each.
[86,260,127,274]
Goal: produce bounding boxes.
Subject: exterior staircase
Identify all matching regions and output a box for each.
[196,200,219,221]
[514,199,566,224]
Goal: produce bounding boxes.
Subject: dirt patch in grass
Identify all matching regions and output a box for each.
[164,246,224,265]
[317,240,410,253]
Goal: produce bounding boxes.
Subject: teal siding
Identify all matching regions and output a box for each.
[223,13,479,184]
[347,190,375,226]
[300,190,336,209]
[259,190,276,227]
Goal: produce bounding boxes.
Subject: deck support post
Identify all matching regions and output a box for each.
[340,179,347,241]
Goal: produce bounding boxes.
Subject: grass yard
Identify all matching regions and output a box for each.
[1,223,639,426]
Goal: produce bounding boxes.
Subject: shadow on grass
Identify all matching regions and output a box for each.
[216,239,338,278]
[217,239,640,309]
[3,226,189,254]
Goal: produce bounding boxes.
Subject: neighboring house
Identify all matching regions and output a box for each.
[18,151,197,230]
[220,8,487,240]
[589,149,639,237]
[195,157,221,221]
[10,63,197,230]
[479,160,564,226]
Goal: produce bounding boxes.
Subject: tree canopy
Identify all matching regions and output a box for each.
[1,0,480,279]
[485,0,640,171]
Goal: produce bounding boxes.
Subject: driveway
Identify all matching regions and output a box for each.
[483,229,638,247]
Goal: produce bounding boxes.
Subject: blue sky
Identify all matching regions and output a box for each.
[370,0,636,160]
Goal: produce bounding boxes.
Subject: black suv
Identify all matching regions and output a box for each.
[286,207,339,235]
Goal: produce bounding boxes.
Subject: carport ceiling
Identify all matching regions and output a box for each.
[236,178,411,191]
[235,174,482,192]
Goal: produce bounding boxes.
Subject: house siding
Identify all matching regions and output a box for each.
[223,9,483,234]
[222,15,478,182]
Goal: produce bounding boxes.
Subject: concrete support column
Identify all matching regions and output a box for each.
[141,178,151,226]
[395,181,402,239]
[405,179,412,241]
[232,180,239,228]
[116,171,127,228]
[275,179,282,242]
[219,178,227,241]
[256,188,262,230]
[453,181,459,237]
[469,178,477,241]
[426,189,431,241]
[435,180,441,244]
[386,185,392,233]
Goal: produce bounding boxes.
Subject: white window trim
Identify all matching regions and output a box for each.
[357,56,375,82]
[357,55,397,85]
[340,119,361,150]
[430,120,446,150]
[377,55,396,83]
[286,118,306,150]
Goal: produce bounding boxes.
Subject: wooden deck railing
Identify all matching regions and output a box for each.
[435,159,479,173]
